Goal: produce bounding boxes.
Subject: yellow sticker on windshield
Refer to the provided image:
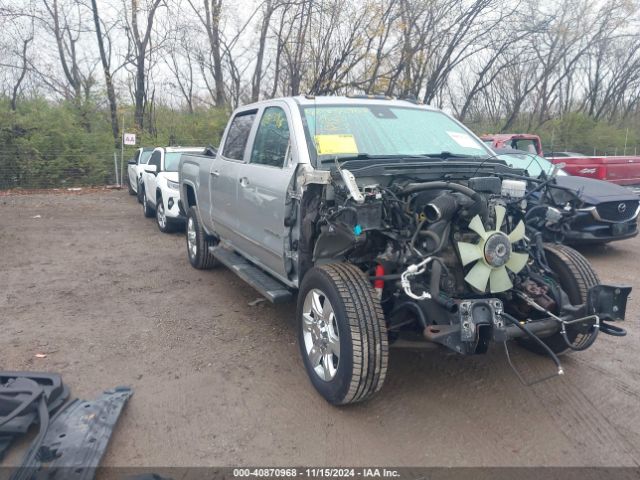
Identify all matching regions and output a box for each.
[314,134,358,155]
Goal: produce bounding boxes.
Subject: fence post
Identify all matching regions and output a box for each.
[113,152,119,186]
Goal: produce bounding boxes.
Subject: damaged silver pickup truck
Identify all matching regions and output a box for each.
[179,96,630,405]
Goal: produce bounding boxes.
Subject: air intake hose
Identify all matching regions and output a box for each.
[400,181,486,218]
[424,194,459,222]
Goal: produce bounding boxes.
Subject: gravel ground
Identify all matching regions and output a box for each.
[0,190,639,468]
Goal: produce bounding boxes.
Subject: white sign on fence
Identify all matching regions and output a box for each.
[123,133,137,146]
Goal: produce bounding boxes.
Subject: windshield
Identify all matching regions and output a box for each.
[163,150,203,171]
[495,153,567,177]
[301,104,490,163]
[164,152,183,172]
[139,151,153,165]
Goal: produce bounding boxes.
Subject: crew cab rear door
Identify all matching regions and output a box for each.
[232,103,298,279]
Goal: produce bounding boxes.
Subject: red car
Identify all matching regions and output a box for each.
[482,133,640,186]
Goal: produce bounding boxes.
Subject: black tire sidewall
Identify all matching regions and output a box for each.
[142,192,154,217]
[297,268,355,405]
[519,245,597,355]
[137,180,144,203]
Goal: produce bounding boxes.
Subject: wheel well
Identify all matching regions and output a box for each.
[185,185,197,208]
[156,188,162,201]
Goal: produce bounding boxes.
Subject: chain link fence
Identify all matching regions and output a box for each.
[0,137,215,191]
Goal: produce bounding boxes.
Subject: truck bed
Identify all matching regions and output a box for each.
[550,155,640,185]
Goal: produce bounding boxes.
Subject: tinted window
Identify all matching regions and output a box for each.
[149,151,161,169]
[250,107,290,167]
[222,112,257,160]
[510,139,538,154]
[139,151,153,164]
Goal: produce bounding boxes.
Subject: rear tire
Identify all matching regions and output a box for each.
[142,191,155,218]
[297,263,388,405]
[519,243,600,355]
[127,177,136,195]
[156,194,174,233]
[137,179,144,203]
[186,206,219,269]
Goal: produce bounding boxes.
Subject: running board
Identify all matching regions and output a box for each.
[209,246,293,304]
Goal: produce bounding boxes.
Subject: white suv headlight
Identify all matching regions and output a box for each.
[167,180,179,190]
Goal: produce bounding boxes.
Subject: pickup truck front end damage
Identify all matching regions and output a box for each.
[179,96,631,405]
[298,162,630,386]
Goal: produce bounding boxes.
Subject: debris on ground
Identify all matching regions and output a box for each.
[0,372,133,480]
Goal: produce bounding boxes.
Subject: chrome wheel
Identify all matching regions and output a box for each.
[157,201,167,229]
[187,217,197,259]
[302,288,340,381]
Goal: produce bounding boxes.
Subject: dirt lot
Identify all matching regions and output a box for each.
[1,190,639,467]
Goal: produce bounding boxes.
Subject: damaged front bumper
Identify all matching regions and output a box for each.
[423,284,631,355]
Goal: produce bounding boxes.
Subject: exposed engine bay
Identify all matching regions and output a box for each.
[301,163,630,383]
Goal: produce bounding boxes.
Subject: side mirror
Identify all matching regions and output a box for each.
[144,165,157,174]
[127,159,136,165]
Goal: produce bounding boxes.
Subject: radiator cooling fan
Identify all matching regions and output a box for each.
[457,205,529,293]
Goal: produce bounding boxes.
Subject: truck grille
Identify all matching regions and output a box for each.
[596,200,639,222]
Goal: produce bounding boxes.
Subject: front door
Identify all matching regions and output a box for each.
[210,110,258,242]
[233,105,297,279]
[143,150,162,207]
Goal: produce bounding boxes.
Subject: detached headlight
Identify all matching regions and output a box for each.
[167,180,179,190]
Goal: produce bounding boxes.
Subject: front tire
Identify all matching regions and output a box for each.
[142,191,155,218]
[519,243,600,355]
[297,263,388,405]
[186,206,219,269]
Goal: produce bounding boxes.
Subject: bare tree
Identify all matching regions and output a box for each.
[89,0,120,146]
[41,0,96,102]
[187,0,226,106]
[10,33,34,111]
[127,0,164,130]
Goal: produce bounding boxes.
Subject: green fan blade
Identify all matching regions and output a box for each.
[490,266,512,293]
[458,242,482,266]
[465,261,492,292]
[508,220,526,243]
[506,251,528,273]
[468,215,488,239]
[495,205,506,230]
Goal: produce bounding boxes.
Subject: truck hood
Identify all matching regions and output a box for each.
[554,175,640,204]
[161,171,179,182]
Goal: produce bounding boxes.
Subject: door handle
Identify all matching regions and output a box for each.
[210,170,220,177]
[239,177,250,187]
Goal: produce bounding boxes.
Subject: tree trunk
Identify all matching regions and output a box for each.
[251,1,273,102]
[11,37,31,111]
[90,0,119,148]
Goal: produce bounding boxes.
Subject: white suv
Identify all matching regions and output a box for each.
[141,146,204,232]
[126,147,154,203]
